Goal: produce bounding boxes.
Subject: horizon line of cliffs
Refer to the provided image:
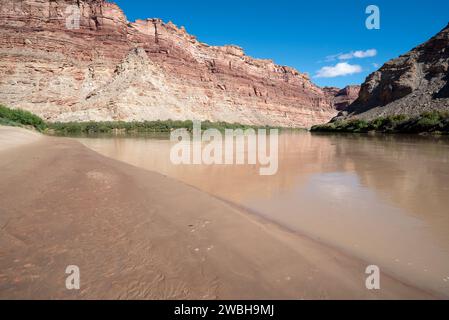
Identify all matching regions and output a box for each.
[0,0,359,128]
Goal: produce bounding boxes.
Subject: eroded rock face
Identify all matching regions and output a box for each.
[343,23,449,119]
[0,0,339,128]
[323,86,360,111]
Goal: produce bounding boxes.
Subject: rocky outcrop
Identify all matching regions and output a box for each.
[340,23,449,120]
[323,86,360,111]
[0,0,339,128]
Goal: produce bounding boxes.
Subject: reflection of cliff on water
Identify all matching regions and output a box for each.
[321,133,449,244]
[75,132,342,203]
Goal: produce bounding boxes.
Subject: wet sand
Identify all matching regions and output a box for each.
[0,127,438,299]
[0,126,42,152]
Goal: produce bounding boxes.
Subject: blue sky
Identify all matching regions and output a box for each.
[114,0,449,88]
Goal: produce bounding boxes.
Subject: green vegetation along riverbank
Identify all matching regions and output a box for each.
[0,105,47,132]
[0,105,292,135]
[3,104,449,136]
[311,112,449,135]
[48,120,285,135]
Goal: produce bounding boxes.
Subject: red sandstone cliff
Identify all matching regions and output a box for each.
[0,0,342,127]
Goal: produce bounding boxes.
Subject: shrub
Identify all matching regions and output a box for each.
[312,111,449,134]
[411,111,448,132]
[0,105,47,132]
[346,119,369,132]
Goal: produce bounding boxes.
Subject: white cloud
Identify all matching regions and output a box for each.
[339,49,377,60]
[325,49,377,62]
[315,62,362,78]
[324,53,342,62]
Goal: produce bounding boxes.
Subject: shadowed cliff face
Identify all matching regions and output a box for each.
[323,86,360,111]
[341,23,449,120]
[0,0,345,128]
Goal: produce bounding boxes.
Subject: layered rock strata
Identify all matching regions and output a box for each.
[0,0,344,128]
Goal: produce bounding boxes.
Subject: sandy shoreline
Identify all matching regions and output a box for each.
[0,126,438,299]
[0,126,42,152]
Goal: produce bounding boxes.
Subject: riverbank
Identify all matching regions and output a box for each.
[0,126,42,152]
[311,111,449,134]
[1,104,296,136]
[0,126,438,299]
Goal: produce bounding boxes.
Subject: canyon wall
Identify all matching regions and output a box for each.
[323,86,360,111]
[340,23,449,120]
[0,0,348,128]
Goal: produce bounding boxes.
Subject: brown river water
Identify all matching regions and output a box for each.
[74,132,449,297]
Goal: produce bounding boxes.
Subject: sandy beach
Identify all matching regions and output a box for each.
[0,126,437,299]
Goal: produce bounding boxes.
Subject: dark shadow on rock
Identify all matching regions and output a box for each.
[434,74,449,98]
